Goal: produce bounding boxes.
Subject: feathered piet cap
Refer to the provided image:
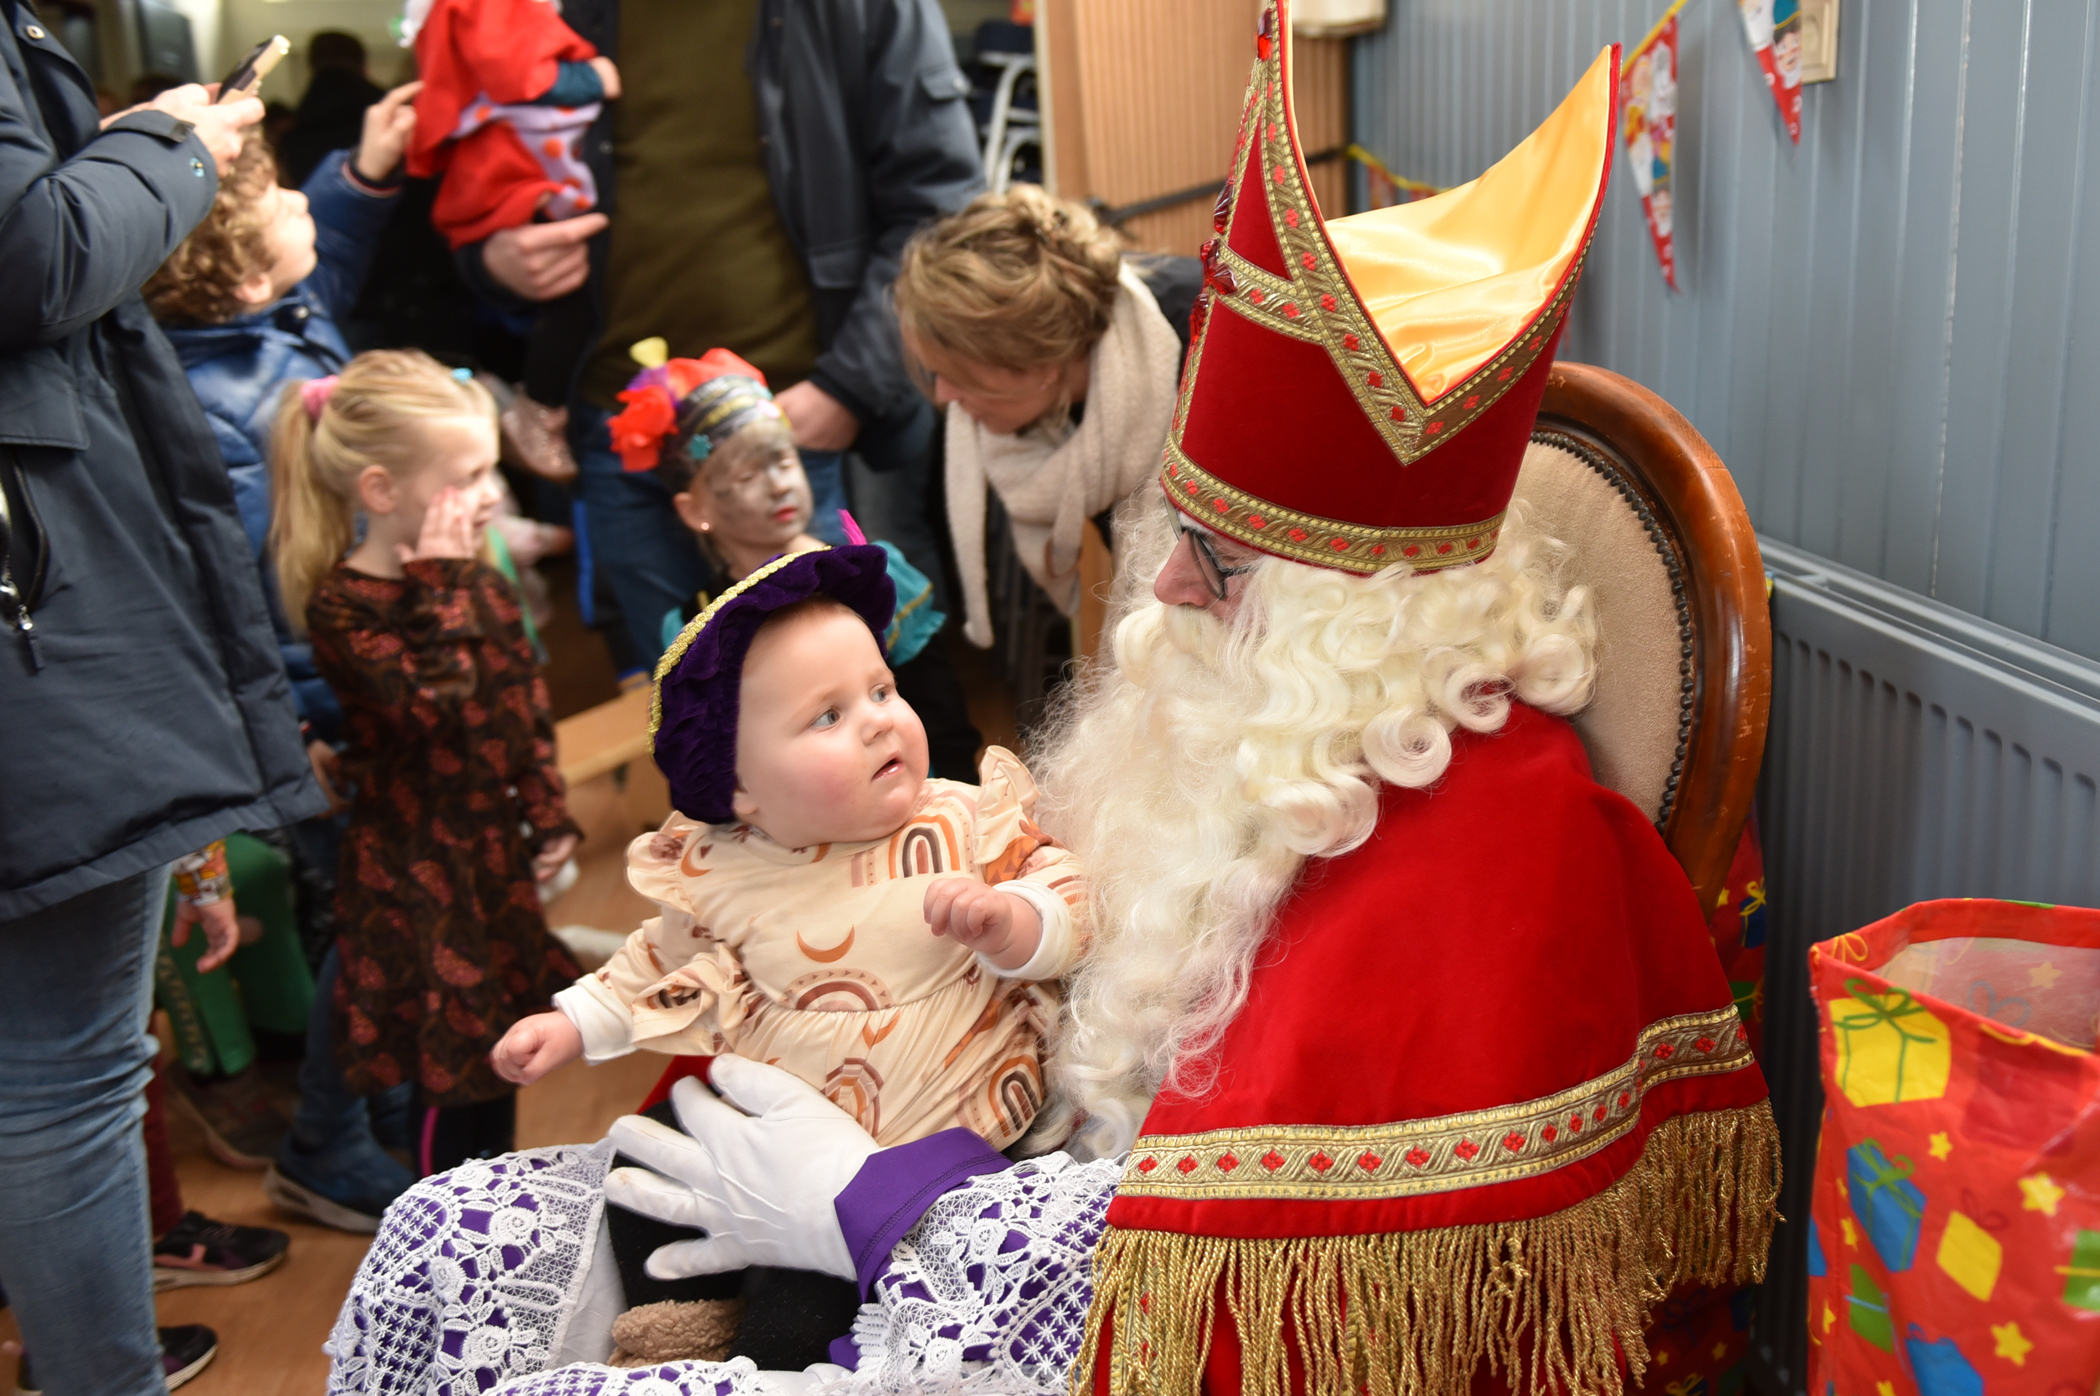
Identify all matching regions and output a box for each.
[649,544,895,824]
[1165,1,1617,573]
[608,343,785,475]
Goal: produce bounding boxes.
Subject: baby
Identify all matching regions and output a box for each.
[493,544,1086,1150]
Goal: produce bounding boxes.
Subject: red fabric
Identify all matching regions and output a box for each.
[143,1062,185,1237]
[1106,703,1768,1242]
[640,1054,714,1113]
[426,121,583,249]
[409,0,595,246]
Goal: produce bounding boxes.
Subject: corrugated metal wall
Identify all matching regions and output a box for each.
[1354,0,2100,662]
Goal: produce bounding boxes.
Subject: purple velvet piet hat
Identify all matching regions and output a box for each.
[649,544,896,824]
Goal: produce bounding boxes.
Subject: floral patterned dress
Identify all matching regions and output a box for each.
[308,558,581,1107]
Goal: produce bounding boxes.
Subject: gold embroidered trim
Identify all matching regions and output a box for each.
[1161,440,1504,574]
[1075,1101,1782,1396]
[649,546,826,745]
[1117,1005,1753,1200]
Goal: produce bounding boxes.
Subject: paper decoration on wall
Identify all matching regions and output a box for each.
[1738,0,1804,142]
[1620,0,1684,287]
[1345,144,1444,211]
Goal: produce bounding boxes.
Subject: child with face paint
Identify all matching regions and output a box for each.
[609,345,981,779]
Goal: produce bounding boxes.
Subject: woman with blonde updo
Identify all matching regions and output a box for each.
[269,349,582,1175]
[893,185,1198,647]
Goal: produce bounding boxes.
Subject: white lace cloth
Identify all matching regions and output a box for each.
[328,1145,1121,1396]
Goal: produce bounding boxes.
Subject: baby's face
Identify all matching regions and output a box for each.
[730,604,930,847]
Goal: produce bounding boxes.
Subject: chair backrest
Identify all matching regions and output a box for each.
[1516,362,1771,912]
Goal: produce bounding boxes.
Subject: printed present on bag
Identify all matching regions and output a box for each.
[2060,1228,2100,1312]
[1849,1139,1927,1271]
[1807,1216,1827,1277]
[1905,1327,1983,1396]
[1830,980,1951,1106]
[1934,1211,2002,1302]
[1848,1263,1895,1351]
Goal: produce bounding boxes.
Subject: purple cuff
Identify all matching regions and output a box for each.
[835,1128,1009,1298]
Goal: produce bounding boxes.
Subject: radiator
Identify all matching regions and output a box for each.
[1748,539,2100,1395]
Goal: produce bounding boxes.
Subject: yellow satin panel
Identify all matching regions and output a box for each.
[1324,47,1616,402]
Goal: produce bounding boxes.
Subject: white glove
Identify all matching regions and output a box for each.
[602,1056,880,1282]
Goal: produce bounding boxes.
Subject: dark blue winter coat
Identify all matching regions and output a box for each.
[161,153,399,739]
[0,0,323,919]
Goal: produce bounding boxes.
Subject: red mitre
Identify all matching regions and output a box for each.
[1165,0,1616,574]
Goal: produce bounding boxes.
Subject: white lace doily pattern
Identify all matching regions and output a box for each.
[485,1360,775,1396]
[329,1143,614,1396]
[847,1153,1121,1394]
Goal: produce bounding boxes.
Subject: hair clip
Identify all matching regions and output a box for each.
[300,375,339,422]
[451,366,474,382]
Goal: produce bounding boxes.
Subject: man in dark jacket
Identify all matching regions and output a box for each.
[275,31,385,188]
[460,0,982,664]
[0,8,320,1390]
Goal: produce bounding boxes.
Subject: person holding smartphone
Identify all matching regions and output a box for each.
[0,21,324,1396]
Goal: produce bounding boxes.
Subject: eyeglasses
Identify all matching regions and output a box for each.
[1172,512,1258,600]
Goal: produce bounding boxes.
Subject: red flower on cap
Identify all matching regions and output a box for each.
[609,385,677,472]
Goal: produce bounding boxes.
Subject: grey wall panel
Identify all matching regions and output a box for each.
[1354,0,2100,658]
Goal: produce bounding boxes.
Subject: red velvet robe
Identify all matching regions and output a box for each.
[1082,703,1778,1396]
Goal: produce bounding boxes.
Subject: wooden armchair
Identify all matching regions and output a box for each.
[1520,362,1772,911]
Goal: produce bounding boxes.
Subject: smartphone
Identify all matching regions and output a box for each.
[217,35,289,101]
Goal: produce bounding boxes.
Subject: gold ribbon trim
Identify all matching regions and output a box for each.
[1118,1004,1754,1201]
[1161,441,1505,575]
[1077,1102,1782,1396]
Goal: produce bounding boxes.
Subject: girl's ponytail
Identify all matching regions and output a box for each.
[267,351,494,634]
[269,378,355,634]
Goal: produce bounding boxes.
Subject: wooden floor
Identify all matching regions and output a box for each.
[0,567,1022,1396]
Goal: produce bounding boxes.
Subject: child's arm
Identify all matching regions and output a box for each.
[300,82,418,319]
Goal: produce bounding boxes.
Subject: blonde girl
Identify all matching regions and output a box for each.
[269,349,580,1175]
[892,185,1198,649]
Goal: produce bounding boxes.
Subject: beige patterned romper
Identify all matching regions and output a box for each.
[559,748,1088,1148]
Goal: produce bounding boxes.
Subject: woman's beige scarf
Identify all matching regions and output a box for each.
[945,262,1182,647]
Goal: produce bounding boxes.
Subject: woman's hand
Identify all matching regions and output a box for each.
[101,84,262,174]
[925,880,1041,970]
[354,81,421,184]
[171,896,242,973]
[397,486,480,564]
[533,831,580,883]
[491,1010,584,1085]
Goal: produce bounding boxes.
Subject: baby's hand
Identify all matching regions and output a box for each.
[589,56,622,101]
[925,881,1041,971]
[492,1010,584,1085]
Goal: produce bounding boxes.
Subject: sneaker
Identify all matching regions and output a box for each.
[169,1064,289,1170]
[153,1210,290,1289]
[265,1133,415,1234]
[17,1325,218,1394]
[500,395,579,483]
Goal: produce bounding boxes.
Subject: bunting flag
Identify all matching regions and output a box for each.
[1344,143,1443,210]
[1738,0,1804,142]
[1620,0,1684,288]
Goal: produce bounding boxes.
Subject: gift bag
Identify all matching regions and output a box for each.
[1808,899,2100,1396]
